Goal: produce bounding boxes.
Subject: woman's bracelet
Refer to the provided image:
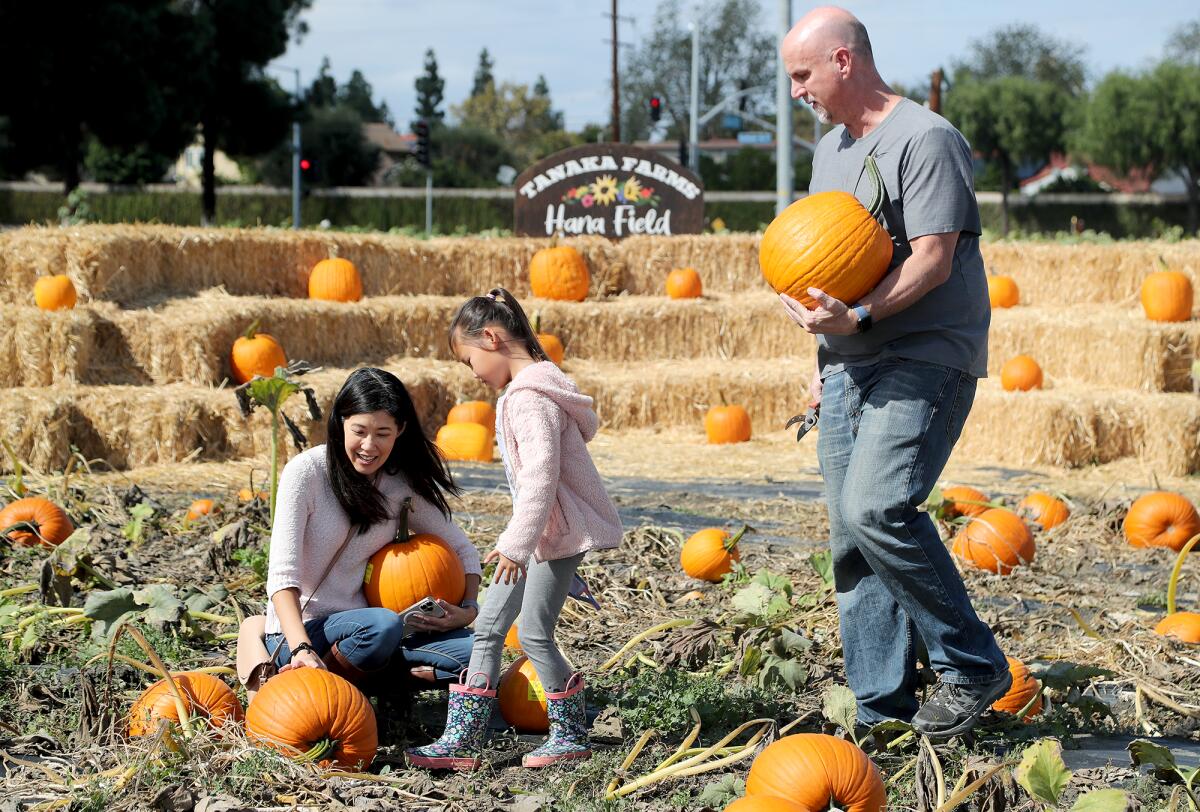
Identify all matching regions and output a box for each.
[459,598,480,612]
[290,641,317,662]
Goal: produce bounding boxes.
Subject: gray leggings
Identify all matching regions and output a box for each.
[467,553,584,692]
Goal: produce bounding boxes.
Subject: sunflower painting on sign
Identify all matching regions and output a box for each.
[514,143,704,239]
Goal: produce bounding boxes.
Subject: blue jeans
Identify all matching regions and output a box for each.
[266,607,474,680]
[817,358,1007,725]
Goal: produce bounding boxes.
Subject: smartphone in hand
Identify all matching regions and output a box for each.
[398,596,447,638]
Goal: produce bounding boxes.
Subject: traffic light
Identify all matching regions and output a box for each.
[649,96,662,123]
[299,158,311,172]
[414,119,431,169]
[678,133,688,168]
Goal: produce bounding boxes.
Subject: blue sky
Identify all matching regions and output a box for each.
[280,0,1197,132]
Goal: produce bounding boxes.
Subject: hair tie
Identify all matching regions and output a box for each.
[485,292,499,301]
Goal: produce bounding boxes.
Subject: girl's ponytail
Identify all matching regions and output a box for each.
[448,287,550,362]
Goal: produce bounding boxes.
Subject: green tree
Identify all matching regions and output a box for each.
[413,48,446,127]
[387,125,514,188]
[186,0,312,225]
[620,0,774,144]
[307,57,339,107]
[952,23,1088,97]
[339,69,392,124]
[453,81,561,168]
[472,48,495,97]
[0,2,200,192]
[1075,63,1200,234]
[531,74,565,132]
[944,77,1069,235]
[83,140,175,185]
[259,106,381,188]
[1166,18,1200,67]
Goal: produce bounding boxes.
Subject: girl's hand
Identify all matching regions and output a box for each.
[484,549,526,585]
[407,600,477,633]
[279,648,326,673]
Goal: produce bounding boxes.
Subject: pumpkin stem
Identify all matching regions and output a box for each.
[328,244,340,260]
[723,525,749,552]
[242,319,262,342]
[864,155,885,218]
[1166,533,1200,615]
[298,737,340,763]
[531,310,543,333]
[392,497,413,544]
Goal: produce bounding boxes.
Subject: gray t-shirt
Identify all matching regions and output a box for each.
[808,98,989,378]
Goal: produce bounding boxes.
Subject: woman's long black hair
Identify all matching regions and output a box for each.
[326,367,459,532]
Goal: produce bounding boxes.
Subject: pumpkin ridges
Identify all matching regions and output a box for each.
[129,672,244,736]
[230,324,287,385]
[952,508,1035,575]
[1140,270,1193,322]
[1123,492,1200,551]
[0,497,74,547]
[992,656,1042,718]
[746,733,885,812]
[436,423,494,462]
[309,257,363,302]
[941,486,990,519]
[1154,611,1200,643]
[1018,492,1070,530]
[246,668,377,769]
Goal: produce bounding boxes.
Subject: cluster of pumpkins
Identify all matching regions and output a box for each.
[940,484,1200,643]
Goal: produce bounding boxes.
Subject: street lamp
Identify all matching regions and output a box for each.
[268,63,302,230]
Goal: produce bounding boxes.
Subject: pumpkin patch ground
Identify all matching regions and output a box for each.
[0,226,1199,808]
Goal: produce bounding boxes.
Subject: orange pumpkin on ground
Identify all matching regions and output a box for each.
[436,423,493,462]
[246,667,377,769]
[745,733,885,812]
[186,499,216,522]
[1154,612,1200,643]
[759,156,893,310]
[681,527,746,582]
[129,672,244,736]
[447,401,496,433]
[940,485,990,519]
[725,797,813,812]
[308,257,363,302]
[538,333,565,365]
[498,655,548,733]
[952,508,1036,575]
[1123,492,1200,552]
[238,488,269,502]
[0,497,74,547]
[666,267,703,299]
[992,656,1043,718]
[34,275,77,311]
[529,245,590,301]
[705,405,752,444]
[230,322,287,384]
[1000,355,1043,391]
[1018,492,1070,530]
[987,275,1020,308]
[363,497,466,612]
[1140,270,1193,323]
[505,622,521,651]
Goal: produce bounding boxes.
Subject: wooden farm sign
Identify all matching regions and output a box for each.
[514,144,704,238]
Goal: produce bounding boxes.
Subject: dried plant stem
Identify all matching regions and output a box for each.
[107,623,194,737]
[1167,533,1200,615]
[598,618,694,671]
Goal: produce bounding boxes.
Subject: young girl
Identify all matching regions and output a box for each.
[407,288,622,771]
[262,367,482,687]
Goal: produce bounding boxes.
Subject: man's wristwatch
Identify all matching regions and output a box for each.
[459,598,480,613]
[852,304,872,333]
[290,641,316,662]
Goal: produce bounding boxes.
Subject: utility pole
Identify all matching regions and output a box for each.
[775,0,793,215]
[269,64,303,230]
[688,18,699,173]
[611,0,620,141]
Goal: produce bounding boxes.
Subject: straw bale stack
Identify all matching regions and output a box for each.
[0,306,100,387]
[0,391,74,471]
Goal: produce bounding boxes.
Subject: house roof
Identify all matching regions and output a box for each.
[1019,151,1155,194]
[363,123,413,154]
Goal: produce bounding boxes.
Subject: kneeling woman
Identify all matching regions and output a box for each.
[264,367,481,684]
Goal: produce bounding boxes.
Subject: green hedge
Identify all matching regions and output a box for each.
[0,187,1190,238]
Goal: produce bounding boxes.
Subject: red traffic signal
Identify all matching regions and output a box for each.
[300,158,311,171]
[649,95,662,123]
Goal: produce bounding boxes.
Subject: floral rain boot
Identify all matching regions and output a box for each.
[523,674,591,768]
[406,674,496,771]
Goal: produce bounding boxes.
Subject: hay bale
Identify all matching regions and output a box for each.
[0,306,99,387]
[616,234,762,294]
[0,391,73,472]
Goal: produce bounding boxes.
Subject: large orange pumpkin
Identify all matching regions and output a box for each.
[1123,492,1200,551]
[746,733,885,812]
[538,333,565,365]
[725,797,813,812]
[246,667,377,769]
[987,275,1020,309]
[1000,355,1043,391]
[1154,612,1200,643]
[230,322,287,384]
[364,497,466,612]
[940,485,990,519]
[705,405,752,444]
[129,672,244,736]
[309,257,363,302]
[185,498,216,522]
[447,401,496,433]
[435,423,494,462]
[952,508,1036,575]
[0,497,74,547]
[992,656,1043,718]
[759,156,893,310]
[666,267,703,299]
[1018,492,1070,530]
[1140,271,1192,323]
[34,275,77,311]
[505,622,522,651]
[681,526,745,581]
[529,245,590,301]
[498,655,548,733]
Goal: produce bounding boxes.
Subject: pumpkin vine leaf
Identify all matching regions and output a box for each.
[1015,738,1072,805]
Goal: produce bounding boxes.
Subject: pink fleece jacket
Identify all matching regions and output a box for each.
[494,361,623,565]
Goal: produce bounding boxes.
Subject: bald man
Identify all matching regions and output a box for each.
[778,7,1009,740]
